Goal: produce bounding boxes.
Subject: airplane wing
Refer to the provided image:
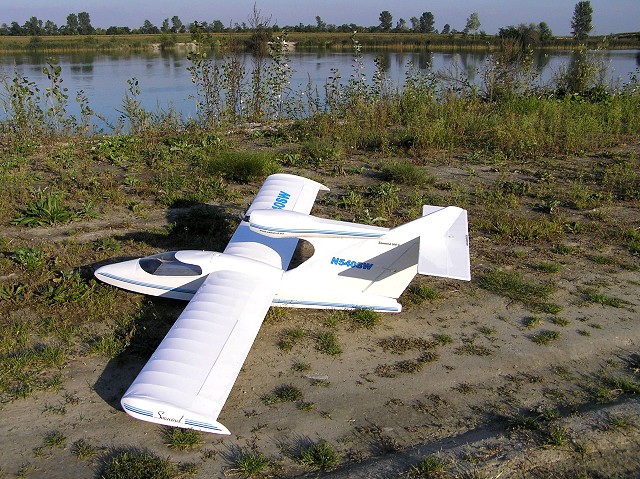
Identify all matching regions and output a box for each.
[224,173,329,269]
[121,261,282,434]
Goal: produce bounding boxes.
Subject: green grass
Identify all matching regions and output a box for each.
[580,288,625,308]
[297,440,340,471]
[315,330,342,356]
[531,330,561,345]
[405,284,440,304]
[71,439,98,459]
[101,450,178,479]
[43,431,66,448]
[162,427,202,450]
[409,455,447,478]
[205,151,279,183]
[542,426,568,447]
[278,327,305,351]
[377,160,430,186]
[478,269,556,311]
[261,384,303,405]
[229,449,271,478]
[350,309,381,329]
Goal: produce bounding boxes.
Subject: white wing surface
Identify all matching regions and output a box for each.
[224,174,329,269]
[121,259,282,434]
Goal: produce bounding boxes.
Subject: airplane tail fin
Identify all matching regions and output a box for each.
[276,205,470,311]
[388,205,470,281]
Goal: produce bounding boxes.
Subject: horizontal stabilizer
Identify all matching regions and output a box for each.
[417,206,470,281]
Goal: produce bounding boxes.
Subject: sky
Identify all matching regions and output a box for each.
[3,0,639,36]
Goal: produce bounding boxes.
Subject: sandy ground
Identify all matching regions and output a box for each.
[1,159,639,478]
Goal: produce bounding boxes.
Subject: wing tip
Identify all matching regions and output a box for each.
[121,397,231,435]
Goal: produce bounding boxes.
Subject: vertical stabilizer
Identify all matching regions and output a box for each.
[416,206,470,281]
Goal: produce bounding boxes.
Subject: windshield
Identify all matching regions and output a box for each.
[139,252,203,276]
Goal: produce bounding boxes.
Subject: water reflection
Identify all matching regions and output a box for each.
[0,48,637,125]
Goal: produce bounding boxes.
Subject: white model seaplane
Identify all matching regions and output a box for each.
[95,174,470,435]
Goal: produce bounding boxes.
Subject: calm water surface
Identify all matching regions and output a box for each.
[1,49,638,127]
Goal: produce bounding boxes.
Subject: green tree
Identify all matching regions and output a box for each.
[571,1,593,40]
[161,18,170,33]
[23,16,42,36]
[65,13,79,35]
[396,18,407,31]
[140,20,159,34]
[441,23,451,35]
[44,20,58,35]
[409,17,419,32]
[171,16,184,33]
[465,12,481,37]
[379,10,393,31]
[78,12,94,34]
[10,21,23,35]
[211,20,225,32]
[539,22,553,41]
[419,12,435,33]
[315,16,326,31]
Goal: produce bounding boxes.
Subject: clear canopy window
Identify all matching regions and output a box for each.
[139,252,203,276]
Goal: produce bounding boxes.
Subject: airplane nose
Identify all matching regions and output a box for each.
[94,259,139,284]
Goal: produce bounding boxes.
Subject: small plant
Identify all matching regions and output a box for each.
[12,191,73,227]
[543,426,568,447]
[523,316,543,329]
[552,243,576,255]
[43,431,66,448]
[297,401,315,411]
[406,284,440,304]
[71,439,98,459]
[315,330,342,356]
[452,382,475,394]
[278,327,305,352]
[580,288,624,308]
[291,360,311,372]
[409,454,447,478]
[8,247,48,270]
[262,384,303,405]
[432,333,453,345]
[41,270,93,304]
[350,309,381,329]
[298,440,340,471]
[531,330,561,345]
[205,151,278,183]
[535,261,560,273]
[378,160,428,186]
[607,416,634,430]
[478,325,497,336]
[101,450,177,479]
[229,449,271,478]
[550,317,570,327]
[478,269,555,311]
[163,427,202,450]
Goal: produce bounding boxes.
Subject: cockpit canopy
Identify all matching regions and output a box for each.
[139,252,203,276]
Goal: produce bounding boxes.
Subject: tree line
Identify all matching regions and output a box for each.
[1,2,595,41]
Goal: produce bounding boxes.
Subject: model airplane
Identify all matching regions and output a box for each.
[95,174,470,435]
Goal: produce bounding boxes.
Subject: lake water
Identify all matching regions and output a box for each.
[1,48,638,128]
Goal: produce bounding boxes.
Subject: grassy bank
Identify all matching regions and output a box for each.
[0,31,638,53]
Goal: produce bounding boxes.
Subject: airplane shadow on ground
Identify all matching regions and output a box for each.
[91,203,234,410]
[92,295,185,410]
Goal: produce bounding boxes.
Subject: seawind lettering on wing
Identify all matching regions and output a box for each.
[331,257,374,270]
[272,191,291,209]
[157,411,184,424]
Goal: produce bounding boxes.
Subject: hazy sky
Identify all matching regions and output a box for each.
[4,1,639,36]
